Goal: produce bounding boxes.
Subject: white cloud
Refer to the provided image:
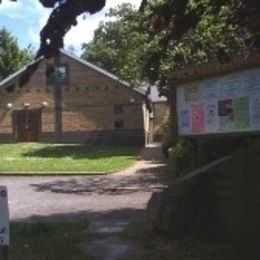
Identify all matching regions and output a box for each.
[105,0,142,9]
[0,0,142,54]
[0,0,50,45]
[0,1,24,18]
[23,1,52,46]
[64,0,142,53]
[64,12,109,52]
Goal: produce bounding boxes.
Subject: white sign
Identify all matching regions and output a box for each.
[0,186,9,246]
[176,67,260,136]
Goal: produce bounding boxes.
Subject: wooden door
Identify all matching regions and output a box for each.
[14,109,41,142]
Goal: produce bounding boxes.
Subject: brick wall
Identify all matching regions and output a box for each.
[0,52,146,145]
[152,102,168,141]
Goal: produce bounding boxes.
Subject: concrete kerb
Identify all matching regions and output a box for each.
[0,171,110,176]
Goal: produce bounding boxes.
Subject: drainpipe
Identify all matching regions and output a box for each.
[54,54,62,142]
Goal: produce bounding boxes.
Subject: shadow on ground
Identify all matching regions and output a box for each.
[30,164,169,195]
[14,207,146,226]
[12,208,147,260]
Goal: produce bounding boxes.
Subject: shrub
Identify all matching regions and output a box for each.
[168,139,193,177]
[162,111,246,177]
[161,111,175,157]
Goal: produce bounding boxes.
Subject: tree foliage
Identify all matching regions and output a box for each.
[81,1,258,88]
[139,0,259,85]
[0,27,33,81]
[81,3,146,85]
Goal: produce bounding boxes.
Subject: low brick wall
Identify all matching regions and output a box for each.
[0,133,15,143]
[0,129,145,146]
[40,129,145,146]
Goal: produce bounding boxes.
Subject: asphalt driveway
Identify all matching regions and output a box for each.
[0,144,168,231]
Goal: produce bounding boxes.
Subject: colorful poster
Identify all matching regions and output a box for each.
[191,104,204,133]
[218,99,234,130]
[251,97,260,127]
[201,79,221,100]
[180,108,190,129]
[184,83,200,102]
[233,97,249,129]
[205,103,218,131]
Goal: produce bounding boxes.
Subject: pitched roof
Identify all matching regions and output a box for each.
[0,61,33,87]
[0,49,145,96]
[62,50,145,95]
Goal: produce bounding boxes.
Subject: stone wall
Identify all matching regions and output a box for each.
[147,137,260,241]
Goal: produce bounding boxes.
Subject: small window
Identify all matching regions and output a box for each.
[114,120,124,129]
[114,105,123,114]
[46,64,69,85]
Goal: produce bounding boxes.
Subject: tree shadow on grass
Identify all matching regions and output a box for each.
[22,144,141,160]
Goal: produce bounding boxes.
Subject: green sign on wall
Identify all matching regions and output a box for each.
[46,64,70,85]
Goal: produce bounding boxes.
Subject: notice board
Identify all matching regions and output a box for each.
[176,67,260,136]
[0,186,9,246]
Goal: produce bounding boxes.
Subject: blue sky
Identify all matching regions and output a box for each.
[0,0,142,55]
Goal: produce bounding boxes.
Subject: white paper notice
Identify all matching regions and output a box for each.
[0,186,10,246]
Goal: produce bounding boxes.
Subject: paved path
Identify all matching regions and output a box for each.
[0,144,168,226]
[1,144,169,259]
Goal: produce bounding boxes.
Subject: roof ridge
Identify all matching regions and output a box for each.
[0,49,145,96]
[60,49,145,95]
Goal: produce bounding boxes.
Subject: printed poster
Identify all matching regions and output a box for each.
[201,80,221,100]
[180,108,190,130]
[218,99,234,130]
[222,79,241,98]
[205,103,218,131]
[251,97,260,127]
[233,97,249,129]
[191,104,204,133]
[244,72,260,93]
[184,83,200,102]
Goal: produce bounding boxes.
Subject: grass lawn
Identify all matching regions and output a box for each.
[8,221,97,260]
[0,143,140,173]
